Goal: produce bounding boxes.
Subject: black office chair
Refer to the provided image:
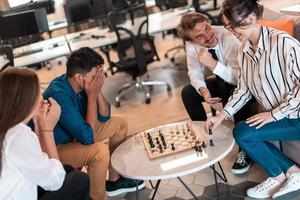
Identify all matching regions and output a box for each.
[0,45,14,72]
[192,0,222,25]
[107,4,172,107]
[155,0,189,64]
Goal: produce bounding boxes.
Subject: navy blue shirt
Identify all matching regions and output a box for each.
[43,75,110,145]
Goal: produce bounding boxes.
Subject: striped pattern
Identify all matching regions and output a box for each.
[224,26,300,120]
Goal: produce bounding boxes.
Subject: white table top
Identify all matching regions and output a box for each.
[66,8,188,51]
[48,19,68,31]
[13,36,70,67]
[1,8,186,67]
[111,121,234,180]
[279,4,300,16]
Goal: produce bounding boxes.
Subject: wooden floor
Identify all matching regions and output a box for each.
[36,0,300,135]
[35,34,199,135]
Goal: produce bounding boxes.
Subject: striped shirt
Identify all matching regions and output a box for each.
[224,26,300,120]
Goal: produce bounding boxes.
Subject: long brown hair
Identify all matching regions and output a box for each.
[0,67,40,175]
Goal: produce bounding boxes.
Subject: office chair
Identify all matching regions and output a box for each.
[155,0,188,64]
[107,4,172,107]
[0,45,14,72]
[192,0,222,25]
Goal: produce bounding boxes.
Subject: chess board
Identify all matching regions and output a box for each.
[141,122,207,160]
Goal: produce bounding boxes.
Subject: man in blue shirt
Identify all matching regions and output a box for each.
[43,47,144,200]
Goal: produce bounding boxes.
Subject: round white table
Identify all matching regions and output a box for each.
[111,121,234,200]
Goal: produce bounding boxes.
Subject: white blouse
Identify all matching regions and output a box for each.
[0,123,66,200]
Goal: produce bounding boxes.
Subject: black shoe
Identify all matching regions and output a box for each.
[106,176,145,197]
[231,151,252,175]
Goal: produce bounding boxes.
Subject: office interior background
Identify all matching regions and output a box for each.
[0,0,299,199]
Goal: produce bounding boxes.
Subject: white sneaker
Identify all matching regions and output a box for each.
[272,172,300,199]
[247,177,282,199]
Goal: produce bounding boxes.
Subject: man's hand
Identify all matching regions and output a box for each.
[204,111,227,133]
[246,112,275,129]
[198,48,218,71]
[199,87,221,104]
[84,68,105,98]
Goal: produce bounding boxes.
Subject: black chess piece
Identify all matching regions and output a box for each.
[202,141,206,148]
[156,137,160,144]
[171,143,176,151]
[209,139,214,146]
[209,129,212,135]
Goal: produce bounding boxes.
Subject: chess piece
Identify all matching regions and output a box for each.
[209,128,212,135]
[171,143,176,151]
[156,137,160,144]
[201,141,206,148]
[209,139,214,146]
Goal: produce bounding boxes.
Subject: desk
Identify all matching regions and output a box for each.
[12,36,70,67]
[65,8,188,51]
[0,8,186,68]
[111,121,234,200]
[48,19,68,31]
[279,4,300,16]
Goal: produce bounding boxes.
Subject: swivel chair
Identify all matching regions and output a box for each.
[155,0,189,64]
[107,4,172,107]
[0,45,14,72]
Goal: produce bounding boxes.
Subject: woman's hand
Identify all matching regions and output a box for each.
[204,111,227,133]
[246,112,275,129]
[34,98,61,132]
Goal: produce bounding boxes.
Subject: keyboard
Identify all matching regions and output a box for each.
[14,48,43,58]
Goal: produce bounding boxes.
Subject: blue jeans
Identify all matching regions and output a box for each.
[233,118,300,177]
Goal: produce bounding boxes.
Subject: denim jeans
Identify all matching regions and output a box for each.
[233,118,300,177]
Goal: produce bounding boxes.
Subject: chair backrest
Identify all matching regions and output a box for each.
[155,0,188,10]
[108,4,154,76]
[0,45,14,72]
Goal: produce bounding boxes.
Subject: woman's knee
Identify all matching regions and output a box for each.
[233,121,254,143]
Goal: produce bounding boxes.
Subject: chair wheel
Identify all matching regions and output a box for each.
[145,98,151,104]
[167,85,172,96]
[115,101,120,107]
[148,85,154,92]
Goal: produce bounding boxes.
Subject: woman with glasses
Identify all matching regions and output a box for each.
[205,0,300,199]
[0,67,90,200]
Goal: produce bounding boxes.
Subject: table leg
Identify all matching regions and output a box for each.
[209,161,227,183]
[151,180,161,200]
[177,177,200,200]
[212,164,220,200]
[136,180,139,200]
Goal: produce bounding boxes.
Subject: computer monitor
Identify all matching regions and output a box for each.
[64,0,111,26]
[7,0,55,14]
[0,10,40,40]
[0,8,49,41]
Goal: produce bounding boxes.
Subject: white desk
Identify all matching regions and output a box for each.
[13,36,70,67]
[0,8,187,68]
[279,4,300,16]
[111,121,234,199]
[48,19,68,31]
[66,8,188,51]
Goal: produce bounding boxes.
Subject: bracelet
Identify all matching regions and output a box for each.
[41,130,53,132]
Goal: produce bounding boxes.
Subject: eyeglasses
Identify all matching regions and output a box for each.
[224,12,251,32]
